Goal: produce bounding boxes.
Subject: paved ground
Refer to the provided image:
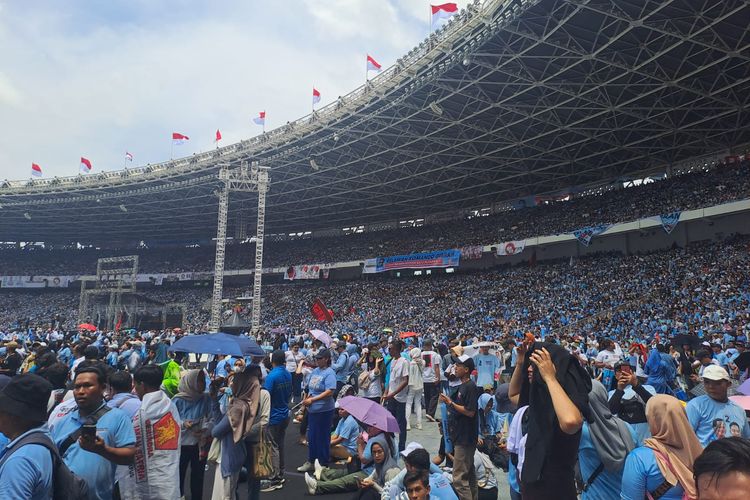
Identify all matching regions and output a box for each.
[193,415,511,499]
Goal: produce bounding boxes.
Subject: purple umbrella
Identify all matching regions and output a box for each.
[338,396,400,433]
[310,329,332,347]
[737,378,750,396]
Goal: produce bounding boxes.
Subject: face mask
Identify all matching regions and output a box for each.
[233,365,243,374]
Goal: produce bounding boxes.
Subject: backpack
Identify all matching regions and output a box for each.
[0,431,89,500]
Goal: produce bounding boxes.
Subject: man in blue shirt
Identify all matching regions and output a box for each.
[332,341,350,396]
[473,345,500,389]
[49,365,137,500]
[686,365,750,445]
[0,374,54,499]
[262,350,292,492]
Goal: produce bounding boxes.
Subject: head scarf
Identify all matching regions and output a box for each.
[587,380,635,472]
[478,392,501,436]
[643,395,703,499]
[369,436,399,485]
[227,371,260,443]
[174,369,205,402]
[518,342,592,484]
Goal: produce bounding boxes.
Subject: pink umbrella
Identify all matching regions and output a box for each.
[338,396,400,433]
[309,329,331,347]
[729,395,750,413]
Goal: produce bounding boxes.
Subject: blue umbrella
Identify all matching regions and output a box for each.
[168,332,265,357]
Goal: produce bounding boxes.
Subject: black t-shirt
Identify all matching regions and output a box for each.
[448,379,479,445]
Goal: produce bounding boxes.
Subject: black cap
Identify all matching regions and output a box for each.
[315,348,332,360]
[455,354,475,372]
[0,374,52,423]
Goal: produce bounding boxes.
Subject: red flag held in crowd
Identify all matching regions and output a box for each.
[311,298,334,322]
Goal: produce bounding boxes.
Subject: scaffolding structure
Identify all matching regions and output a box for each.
[209,161,270,333]
[78,255,139,330]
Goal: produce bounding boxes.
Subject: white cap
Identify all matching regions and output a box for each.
[400,441,424,457]
[702,365,731,382]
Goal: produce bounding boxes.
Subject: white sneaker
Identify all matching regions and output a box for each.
[297,461,314,473]
[406,423,411,431]
[416,423,423,430]
[314,459,324,480]
[305,472,318,495]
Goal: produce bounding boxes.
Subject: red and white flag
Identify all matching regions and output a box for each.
[80,157,92,174]
[431,3,458,28]
[253,111,266,126]
[366,54,382,72]
[31,163,42,177]
[125,152,133,162]
[215,129,222,143]
[172,132,189,145]
[312,88,321,105]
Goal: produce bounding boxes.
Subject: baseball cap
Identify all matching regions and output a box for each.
[455,354,475,372]
[702,365,731,382]
[400,441,424,458]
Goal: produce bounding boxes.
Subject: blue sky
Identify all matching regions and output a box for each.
[0,1,469,180]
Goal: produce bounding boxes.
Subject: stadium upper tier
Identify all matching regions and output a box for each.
[0,158,748,274]
[1,0,749,243]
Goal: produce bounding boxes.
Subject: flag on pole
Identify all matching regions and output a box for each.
[215,129,222,143]
[125,152,133,162]
[31,163,42,177]
[80,157,92,174]
[366,54,382,72]
[312,88,321,105]
[172,132,189,145]
[253,111,266,126]
[431,3,458,28]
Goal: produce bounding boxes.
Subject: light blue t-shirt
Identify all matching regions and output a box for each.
[333,414,360,456]
[49,404,136,500]
[621,446,683,500]
[686,395,750,446]
[0,428,53,500]
[578,422,627,500]
[306,367,336,413]
[473,354,500,387]
[214,356,235,378]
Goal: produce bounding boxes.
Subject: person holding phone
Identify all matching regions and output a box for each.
[607,360,656,445]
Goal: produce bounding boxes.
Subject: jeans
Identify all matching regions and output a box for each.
[179,444,205,500]
[308,409,334,465]
[423,381,440,417]
[268,417,289,480]
[405,387,423,426]
[387,399,407,452]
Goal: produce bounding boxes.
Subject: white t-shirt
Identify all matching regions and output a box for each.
[285,350,304,372]
[388,357,410,403]
[421,351,441,383]
[595,350,620,369]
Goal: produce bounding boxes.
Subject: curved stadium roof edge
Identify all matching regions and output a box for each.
[2,0,749,243]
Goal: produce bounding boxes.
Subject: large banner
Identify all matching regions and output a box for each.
[659,211,681,234]
[284,264,324,280]
[0,275,73,288]
[496,240,525,256]
[460,246,484,260]
[572,225,610,246]
[362,249,461,274]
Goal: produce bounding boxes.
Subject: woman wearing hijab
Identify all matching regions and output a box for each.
[621,395,703,500]
[578,380,636,500]
[508,340,592,500]
[405,347,424,431]
[210,371,260,500]
[173,369,212,500]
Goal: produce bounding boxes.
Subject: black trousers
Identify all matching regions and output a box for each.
[387,399,407,452]
[268,417,290,480]
[179,444,205,500]
[423,382,440,417]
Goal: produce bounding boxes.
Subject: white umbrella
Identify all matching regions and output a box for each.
[310,329,332,348]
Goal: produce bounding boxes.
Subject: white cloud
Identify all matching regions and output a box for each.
[0,0,469,180]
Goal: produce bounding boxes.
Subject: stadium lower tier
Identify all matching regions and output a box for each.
[1,235,748,341]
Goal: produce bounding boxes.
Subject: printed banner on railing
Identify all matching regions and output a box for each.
[572,225,610,246]
[362,249,461,274]
[284,264,324,280]
[460,245,484,260]
[496,240,526,256]
[659,211,681,234]
[0,275,73,288]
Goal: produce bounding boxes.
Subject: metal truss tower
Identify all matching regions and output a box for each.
[209,161,270,333]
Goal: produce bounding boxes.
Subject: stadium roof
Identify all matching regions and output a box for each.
[2,0,749,244]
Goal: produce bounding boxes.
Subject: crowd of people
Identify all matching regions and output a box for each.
[1,157,748,275]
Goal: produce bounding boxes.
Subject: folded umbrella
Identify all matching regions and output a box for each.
[338,395,400,433]
[168,332,265,357]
